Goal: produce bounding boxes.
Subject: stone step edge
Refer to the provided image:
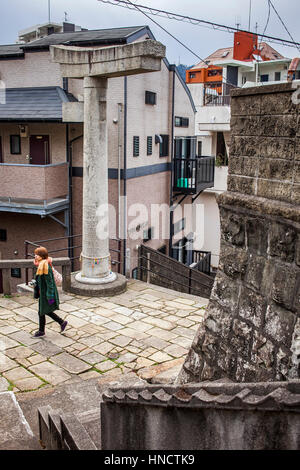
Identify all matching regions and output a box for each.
[38,405,98,450]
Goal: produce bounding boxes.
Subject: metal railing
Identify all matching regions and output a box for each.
[173,156,215,193]
[24,234,122,284]
[204,95,231,106]
[190,250,211,275]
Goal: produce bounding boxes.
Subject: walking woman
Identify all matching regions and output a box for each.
[33,246,67,338]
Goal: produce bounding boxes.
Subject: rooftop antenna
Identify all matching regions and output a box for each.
[255,22,258,34]
[248,0,252,31]
[235,16,241,30]
[64,12,68,22]
[48,0,51,23]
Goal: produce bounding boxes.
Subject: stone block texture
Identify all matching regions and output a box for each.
[178,83,300,383]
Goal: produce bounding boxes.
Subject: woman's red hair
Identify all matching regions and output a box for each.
[34,246,48,259]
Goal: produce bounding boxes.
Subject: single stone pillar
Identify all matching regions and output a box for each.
[75,77,115,284]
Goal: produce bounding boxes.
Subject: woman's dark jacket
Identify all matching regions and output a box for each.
[36,265,60,316]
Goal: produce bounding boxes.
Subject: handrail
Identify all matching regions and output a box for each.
[0,257,71,296]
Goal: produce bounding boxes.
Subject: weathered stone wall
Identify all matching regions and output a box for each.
[178,83,300,383]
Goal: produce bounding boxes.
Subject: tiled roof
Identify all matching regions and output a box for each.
[0,87,77,121]
[190,42,286,69]
[102,381,300,411]
[20,26,148,50]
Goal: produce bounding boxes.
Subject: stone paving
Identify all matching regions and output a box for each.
[0,280,208,394]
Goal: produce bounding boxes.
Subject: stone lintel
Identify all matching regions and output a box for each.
[50,40,166,78]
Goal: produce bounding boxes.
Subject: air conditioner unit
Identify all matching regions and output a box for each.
[19,125,28,138]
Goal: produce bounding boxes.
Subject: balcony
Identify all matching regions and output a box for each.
[173,156,215,194]
[0,162,69,215]
[204,94,231,106]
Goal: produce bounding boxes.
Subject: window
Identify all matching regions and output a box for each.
[11,268,21,278]
[145,91,156,105]
[189,73,196,79]
[173,218,185,235]
[132,267,138,279]
[175,117,189,128]
[10,135,21,154]
[260,74,269,82]
[147,136,152,155]
[0,229,7,241]
[143,227,154,242]
[275,71,281,81]
[197,141,202,157]
[242,76,247,85]
[159,135,169,157]
[133,136,139,157]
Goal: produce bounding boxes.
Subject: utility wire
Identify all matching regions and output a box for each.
[268,0,300,54]
[98,0,300,50]
[99,0,241,90]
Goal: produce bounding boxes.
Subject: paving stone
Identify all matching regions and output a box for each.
[94,360,118,372]
[12,377,44,392]
[0,335,20,349]
[29,362,71,385]
[0,377,9,392]
[109,335,132,348]
[0,299,21,309]
[176,318,196,328]
[171,326,196,339]
[142,336,169,350]
[104,321,123,332]
[89,316,110,326]
[113,306,134,316]
[5,346,34,359]
[27,354,47,365]
[93,307,115,317]
[117,352,138,364]
[43,330,75,348]
[117,327,149,341]
[169,336,192,349]
[164,301,196,311]
[79,352,106,364]
[138,358,184,381]
[30,340,63,357]
[175,310,191,318]
[135,357,154,369]
[131,311,147,320]
[80,336,102,348]
[59,303,79,313]
[143,317,175,330]
[188,314,205,323]
[164,343,188,358]
[9,331,40,347]
[13,307,39,323]
[0,353,19,373]
[98,331,118,341]
[93,342,115,355]
[3,367,35,382]
[139,347,157,357]
[51,352,91,374]
[148,351,173,363]
[146,327,178,342]
[108,313,134,326]
[127,321,153,333]
[0,326,19,335]
[173,297,196,306]
[64,314,88,328]
[78,370,101,380]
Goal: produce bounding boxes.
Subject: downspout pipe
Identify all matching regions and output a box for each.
[123,77,127,276]
[68,132,83,272]
[169,65,176,257]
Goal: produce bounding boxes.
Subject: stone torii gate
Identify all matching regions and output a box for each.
[51,40,165,295]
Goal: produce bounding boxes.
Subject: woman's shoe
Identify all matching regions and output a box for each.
[33,331,45,338]
[60,321,68,333]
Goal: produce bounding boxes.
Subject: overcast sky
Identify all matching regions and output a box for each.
[0,0,299,65]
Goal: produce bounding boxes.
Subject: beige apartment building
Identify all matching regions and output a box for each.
[0,24,211,292]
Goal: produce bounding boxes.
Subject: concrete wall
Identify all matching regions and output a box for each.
[178,82,300,383]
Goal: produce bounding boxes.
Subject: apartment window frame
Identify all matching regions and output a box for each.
[133,136,140,157]
[143,227,154,242]
[260,74,269,82]
[147,136,153,156]
[10,135,21,155]
[145,90,157,105]
[175,117,189,128]
[274,71,281,81]
[0,229,7,241]
[159,134,169,157]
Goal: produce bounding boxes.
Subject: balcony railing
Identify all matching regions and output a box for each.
[189,250,211,275]
[173,156,215,194]
[204,95,231,106]
[0,162,69,202]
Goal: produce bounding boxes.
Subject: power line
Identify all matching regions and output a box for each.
[98,0,300,50]
[268,0,300,54]
[106,0,239,90]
